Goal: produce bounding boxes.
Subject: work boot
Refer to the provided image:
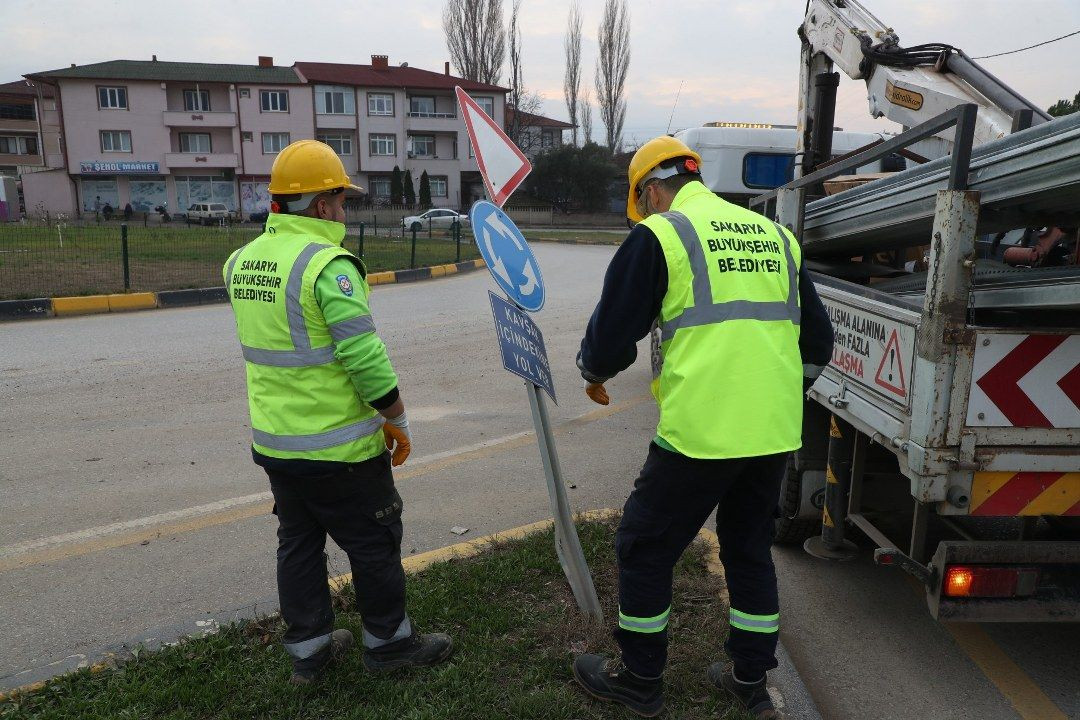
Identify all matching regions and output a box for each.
[289,629,355,686]
[362,631,454,671]
[708,662,781,719]
[572,653,665,717]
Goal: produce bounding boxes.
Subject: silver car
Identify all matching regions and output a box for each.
[402,208,469,232]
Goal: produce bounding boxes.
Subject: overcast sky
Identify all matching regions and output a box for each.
[3,0,1078,145]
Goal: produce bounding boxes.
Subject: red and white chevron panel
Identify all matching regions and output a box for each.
[967,333,1080,428]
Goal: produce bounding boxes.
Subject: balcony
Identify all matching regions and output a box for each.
[163,111,237,128]
[164,152,238,169]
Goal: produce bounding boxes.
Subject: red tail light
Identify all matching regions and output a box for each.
[943,565,1039,598]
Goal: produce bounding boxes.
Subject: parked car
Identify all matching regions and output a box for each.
[401,208,469,232]
[186,203,231,226]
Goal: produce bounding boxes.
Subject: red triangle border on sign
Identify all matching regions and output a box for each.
[874,329,907,398]
[455,86,531,207]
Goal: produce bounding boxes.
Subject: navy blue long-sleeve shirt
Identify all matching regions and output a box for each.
[577,223,833,384]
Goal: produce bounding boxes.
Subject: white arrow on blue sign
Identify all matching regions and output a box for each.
[470,199,545,312]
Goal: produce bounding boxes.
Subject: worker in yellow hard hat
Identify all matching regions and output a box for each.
[222,139,452,685]
[571,135,834,718]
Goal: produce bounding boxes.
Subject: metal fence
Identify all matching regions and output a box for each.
[0,221,478,301]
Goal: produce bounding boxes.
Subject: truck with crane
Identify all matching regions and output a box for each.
[684,0,1079,621]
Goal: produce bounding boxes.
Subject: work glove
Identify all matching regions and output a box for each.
[383,412,412,466]
[584,379,610,406]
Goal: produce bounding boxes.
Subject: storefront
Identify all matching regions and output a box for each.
[76,161,240,216]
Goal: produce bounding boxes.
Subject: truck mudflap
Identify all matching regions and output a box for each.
[926,540,1080,622]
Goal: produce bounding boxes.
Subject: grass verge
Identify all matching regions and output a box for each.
[0,518,747,720]
[0,224,479,300]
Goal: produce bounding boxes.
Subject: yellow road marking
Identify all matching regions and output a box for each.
[52,295,110,316]
[944,623,1068,720]
[107,293,157,312]
[1,394,652,573]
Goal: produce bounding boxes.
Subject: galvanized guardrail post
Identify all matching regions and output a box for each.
[120,223,130,291]
[410,225,417,269]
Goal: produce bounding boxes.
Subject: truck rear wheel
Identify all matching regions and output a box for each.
[774,459,822,544]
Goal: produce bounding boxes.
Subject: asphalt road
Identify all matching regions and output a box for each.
[1,242,1077,719]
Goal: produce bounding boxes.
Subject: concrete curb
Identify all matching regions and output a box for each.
[0,258,486,323]
[0,507,822,720]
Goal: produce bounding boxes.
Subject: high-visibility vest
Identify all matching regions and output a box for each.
[642,181,803,459]
[223,213,385,462]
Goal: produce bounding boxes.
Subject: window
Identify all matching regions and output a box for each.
[369,134,396,156]
[239,88,250,98]
[0,103,34,121]
[430,176,448,198]
[176,175,236,211]
[98,86,128,109]
[179,133,212,153]
[0,136,37,155]
[262,132,290,154]
[409,96,435,116]
[473,96,494,118]
[317,133,353,155]
[542,130,557,149]
[315,85,354,115]
[241,131,253,142]
[408,135,435,158]
[183,89,210,112]
[742,152,795,189]
[100,130,132,153]
[369,176,391,197]
[260,90,289,112]
[368,93,394,116]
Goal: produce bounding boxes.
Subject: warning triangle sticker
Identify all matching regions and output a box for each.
[455,86,531,207]
[874,329,907,398]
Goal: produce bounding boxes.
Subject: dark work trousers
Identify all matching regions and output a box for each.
[615,442,787,681]
[266,451,411,671]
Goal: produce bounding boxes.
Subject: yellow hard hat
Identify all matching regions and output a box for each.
[267,139,364,195]
[626,135,702,222]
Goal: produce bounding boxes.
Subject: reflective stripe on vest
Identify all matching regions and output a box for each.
[328,314,376,342]
[658,212,800,343]
[241,344,336,366]
[287,243,326,351]
[252,414,385,451]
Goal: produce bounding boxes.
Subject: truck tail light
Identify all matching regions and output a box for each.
[943,565,1039,598]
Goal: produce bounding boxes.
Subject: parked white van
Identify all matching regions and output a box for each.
[185,203,231,225]
[674,123,916,205]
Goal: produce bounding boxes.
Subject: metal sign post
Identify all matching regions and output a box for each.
[461,86,602,622]
[476,214,602,622]
[527,380,604,620]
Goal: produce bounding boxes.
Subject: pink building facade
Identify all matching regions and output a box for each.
[21,55,508,219]
[25,58,308,218]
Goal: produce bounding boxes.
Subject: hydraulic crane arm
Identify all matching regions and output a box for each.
[799,0,1051,153]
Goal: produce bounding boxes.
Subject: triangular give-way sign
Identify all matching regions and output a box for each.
[456,86,531,207]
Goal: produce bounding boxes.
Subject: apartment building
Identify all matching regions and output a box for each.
[17,54,508,218]
[505,107,574,161]
[23,57,307,217]
[0,80,64,215]
[294,56,507,209]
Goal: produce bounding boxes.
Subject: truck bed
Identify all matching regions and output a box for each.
[802,112,1080,256]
